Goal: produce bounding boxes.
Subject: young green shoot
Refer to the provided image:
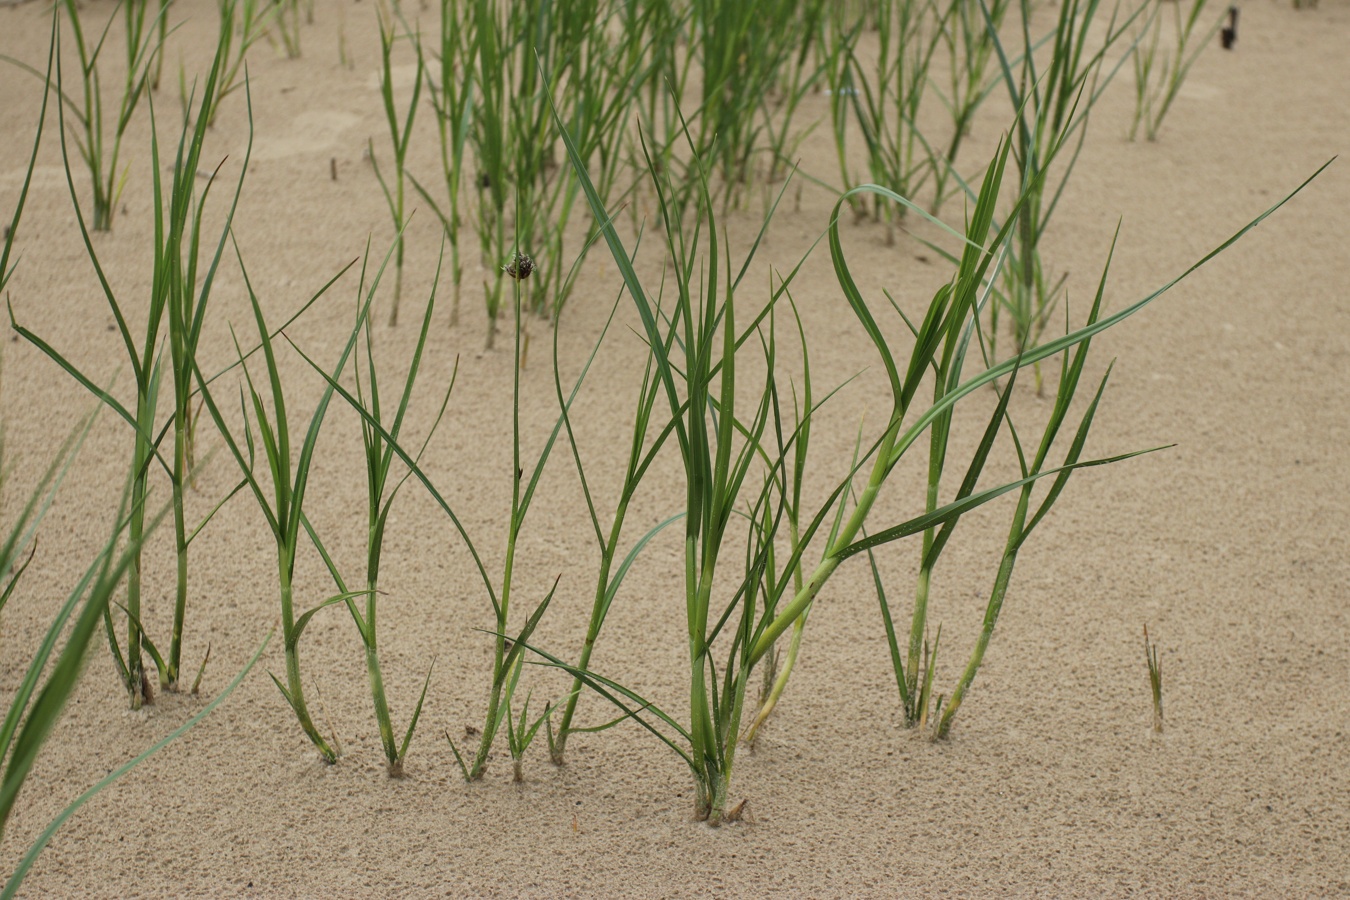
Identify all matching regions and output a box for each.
[1129,0,1225,142]
[11,18,244,704]
[192,249,364,762]
[293,240,454,775]
[1144,624,1163,732]
[371,10,423,326]
[411,0,473,328]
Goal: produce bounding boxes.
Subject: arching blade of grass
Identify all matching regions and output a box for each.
[0,427,168,848]
[1,628,271,900]
[0,18,54,299]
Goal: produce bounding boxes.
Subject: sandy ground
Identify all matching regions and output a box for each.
[0,0,1347,895]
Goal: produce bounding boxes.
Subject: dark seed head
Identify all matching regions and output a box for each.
[504,252,535,281]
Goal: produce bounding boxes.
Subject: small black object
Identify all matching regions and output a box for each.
[478,172,492,189]
[1221,5,1238,49]
[504,252,535,281]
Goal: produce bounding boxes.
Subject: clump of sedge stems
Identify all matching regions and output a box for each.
[983,0,1137,390]
[289,240,453,775]
[1129,0,1225,142]
[412,0,473,329]
[0,0,166,232]
[12,10,247,706]
[526,58,1328,817]
[370,9,423,327]
[3,104,268,864]
[307,241,613,781]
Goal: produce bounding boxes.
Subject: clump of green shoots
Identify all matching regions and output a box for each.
[309,244,593,781]
[540,56,1328,812]
[836,0,950,241]
[292,242,453,775]
[0,0,167,231]
[460,0,636,341]
[370,9,423,327]
[983,0,1137,389]
[688,0,819,211]
[269,0,305,59]
[201,0,270,127]
[12,13,245,704]
[929,0,1011,214]
[1129,0,1225,142]
[412,0,474,328]
[1144,624,1163,732]
[193,252,365,761]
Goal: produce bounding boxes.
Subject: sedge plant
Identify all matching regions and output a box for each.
[982,0,1137,387]
[856,166,1331,737]
[201,0,270,127]
[59,0,165,231]
[844,0,951,241]
[540,61,1330,815]
[292,242,453,775]
[546,244,687,764]
[11,18,246,704]
[301,246,592,780]
[412,0,474,329]
[192,249,366,762]
[928,0,1011,214]
[0,0,167,232]
[1129,0,1225,142]
[370,9,423,326]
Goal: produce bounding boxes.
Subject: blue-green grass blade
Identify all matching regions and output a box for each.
[0,18,54,295]
[924,362,1021,568]
[836,446,1167,562]
[500,576,561,677]
[0,498,168,839]
[1,630,271,899]
[516,638,694,757]
[599,512,686,625]
[110,601,167,677]
[866,541,910,708]
[1016,364,1115,548]
[291,591,377,646]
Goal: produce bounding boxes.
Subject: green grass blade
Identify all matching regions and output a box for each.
[1,629,272,900]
